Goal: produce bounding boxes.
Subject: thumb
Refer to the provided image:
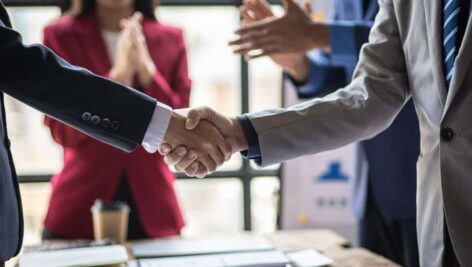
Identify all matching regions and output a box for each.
[120,18,128,30]
[283,0,298,12]
[185,107,211,130]
[302,0,313,15]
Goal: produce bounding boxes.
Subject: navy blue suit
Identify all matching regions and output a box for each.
[0,1,157,262]
[239,0,419,266]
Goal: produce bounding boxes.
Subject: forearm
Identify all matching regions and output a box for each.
[247,1,409,167]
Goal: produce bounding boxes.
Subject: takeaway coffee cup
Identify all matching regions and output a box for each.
[91,199,129,243]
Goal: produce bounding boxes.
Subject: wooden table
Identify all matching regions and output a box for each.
[265,229,400,267]
[19,229,400,267]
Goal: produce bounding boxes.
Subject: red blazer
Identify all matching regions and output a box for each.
[42,14,191,239]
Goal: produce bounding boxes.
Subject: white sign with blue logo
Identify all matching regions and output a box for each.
[280,80,358,241]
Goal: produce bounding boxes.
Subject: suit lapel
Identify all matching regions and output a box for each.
[443,12,472,116]
[424,0,448,109]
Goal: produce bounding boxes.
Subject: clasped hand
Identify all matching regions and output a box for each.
[161,108,248,178]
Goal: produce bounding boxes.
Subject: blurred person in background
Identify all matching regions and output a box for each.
[232,0,419,266]
[42,0,191,240]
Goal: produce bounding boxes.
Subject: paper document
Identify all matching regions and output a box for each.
[286,249,334,267]
[19,245,128,267]
[133,235,274,258]
[139,250,289,267]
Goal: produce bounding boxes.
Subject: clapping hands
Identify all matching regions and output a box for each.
[160,108,248,178]
[109,12,157,88]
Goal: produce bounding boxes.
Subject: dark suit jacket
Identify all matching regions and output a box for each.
[292,0,419,220]
[0,1,157,260]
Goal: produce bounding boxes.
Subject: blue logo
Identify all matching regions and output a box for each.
[317,161,348,182]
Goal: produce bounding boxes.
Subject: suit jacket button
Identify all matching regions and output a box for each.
[82,112,92,121]
[91,115,101,125]
[111,121,120,131]
[101,118,111,128]
[441,127,454,142]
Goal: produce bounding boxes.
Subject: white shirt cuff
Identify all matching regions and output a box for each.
[142,102,173,153]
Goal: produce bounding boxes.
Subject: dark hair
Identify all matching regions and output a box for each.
[58,0,156,20]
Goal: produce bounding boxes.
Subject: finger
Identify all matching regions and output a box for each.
[196,163,208,178]
[250,0,273,19]
[163,146,188,166]
[232,39,278,55]
[234,17,276,35]
[120,18,128,30]
[255,0,274,17]
[229,30,270,46]
[240,6,255,24]
[184,162,199,177]
[199,153,218,173]
[210,145,225,168]
[185,107,218,130]
[175,149,199,171]
[218,139,233,162]
[158,143,172,155]
[283,0,298,12]
[134,11,144,22]
[302,0,313,15]
[246,47,283,59]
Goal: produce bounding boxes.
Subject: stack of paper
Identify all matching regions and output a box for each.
[20,245,128,267]
[133,235,273,258]
[139,251,289,267]
[286,249,333,267]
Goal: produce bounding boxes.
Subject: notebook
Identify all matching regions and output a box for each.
[132,235,274,258]
[19,245,128,267]
[139,250,289,267]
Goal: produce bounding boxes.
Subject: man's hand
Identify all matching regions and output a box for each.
[162,110,237,177]
[238,0,311,82]
[160,107,249,177]
[230,0,329,59]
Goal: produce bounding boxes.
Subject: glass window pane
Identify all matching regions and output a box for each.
[249,58,283,113]
[251,177,280,233]
[175,178,243,237]
[19,183,52,246]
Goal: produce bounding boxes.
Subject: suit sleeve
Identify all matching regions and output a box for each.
[247,0,411,167]
[145,31,191,109]
[42,26,92,147]
[0,21,157,152]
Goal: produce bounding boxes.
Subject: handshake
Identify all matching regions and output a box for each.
[159,107,248,178]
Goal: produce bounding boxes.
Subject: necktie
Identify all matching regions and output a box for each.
[443,0,462,88]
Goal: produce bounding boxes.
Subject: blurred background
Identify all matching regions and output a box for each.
[5,0,288,247]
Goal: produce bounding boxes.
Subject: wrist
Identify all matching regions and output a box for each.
[109,66,134,84]
[230,117,249,152]
[308,22,331,51]
[284,55,310,83]
[137,60,156,88]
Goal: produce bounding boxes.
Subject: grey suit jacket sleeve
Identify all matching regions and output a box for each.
[246,0,411,167]
[0,17,157,152]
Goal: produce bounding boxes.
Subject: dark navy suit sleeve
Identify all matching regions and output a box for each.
[0,21,157,152]
[238,115,262,165]
[329,21,373,73]
[286,53,347,99]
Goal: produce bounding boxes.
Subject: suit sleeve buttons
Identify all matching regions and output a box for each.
[111,121,120,131]
[82,112,92,121]
[101,118,111,128]
[91,115,101,125]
